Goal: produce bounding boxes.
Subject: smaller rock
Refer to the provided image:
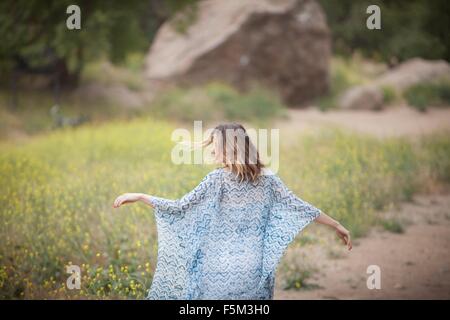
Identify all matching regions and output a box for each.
[338,85,384,110]
[337,58,450,110]
[376,58,450,91]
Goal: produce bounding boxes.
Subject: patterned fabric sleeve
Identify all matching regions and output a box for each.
[149,169,220,216]
[147,169,222,299]
[259,174,321,291]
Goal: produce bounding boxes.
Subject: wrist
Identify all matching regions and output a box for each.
[332,220,341,229]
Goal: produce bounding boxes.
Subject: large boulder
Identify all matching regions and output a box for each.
[338,58,450,110]
[145,0,331,106]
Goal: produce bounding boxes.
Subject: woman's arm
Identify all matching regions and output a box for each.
[113,193,154,208]
[315,211,352,250]
[113,169,222,212]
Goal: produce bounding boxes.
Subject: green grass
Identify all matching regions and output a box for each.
[0,89,145,140]
[0,81,286,141]
[420,132,450,184]
[279,255,319,291]
[0,119,449,299]
[280,269,318,291]
[280,130,449,237]
[150,82,286,123]
[82,60,145,92]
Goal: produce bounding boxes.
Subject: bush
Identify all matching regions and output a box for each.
[382,86,397,105]
[380,218,405,234]
[404,80,450,111]
[150,82,285,122]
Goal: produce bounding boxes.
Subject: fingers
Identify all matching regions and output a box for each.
[337,230,352,251]
[113,196,123,208]
[346,234,352,251]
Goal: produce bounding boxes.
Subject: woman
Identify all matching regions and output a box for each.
[113,123,352,300]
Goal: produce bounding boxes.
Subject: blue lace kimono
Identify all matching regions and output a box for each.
[147,168,321,300]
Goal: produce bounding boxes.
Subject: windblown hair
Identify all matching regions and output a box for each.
[202,123,264,182]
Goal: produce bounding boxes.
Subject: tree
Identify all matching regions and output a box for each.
[0,0,199,88]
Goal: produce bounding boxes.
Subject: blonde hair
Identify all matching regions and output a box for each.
[202,123,264,182]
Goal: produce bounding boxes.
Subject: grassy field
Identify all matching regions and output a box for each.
[0,117,449,299]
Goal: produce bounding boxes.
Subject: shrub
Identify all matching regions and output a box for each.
[379,218,405,234]
[404,80,450,111]
[381,86,397,105]
[150,82,285,122]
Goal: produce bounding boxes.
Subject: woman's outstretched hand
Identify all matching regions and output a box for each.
[113,193,142,208]
[335,224,352,251]
[314,211,352,251]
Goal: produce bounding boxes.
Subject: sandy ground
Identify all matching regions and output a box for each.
[277,105,450,139]
[272,108,450,299]
[275,195,450,299]
[274,194,450,300]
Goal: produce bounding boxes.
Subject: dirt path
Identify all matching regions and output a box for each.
[277,105,450,140]
[274,193,450,299]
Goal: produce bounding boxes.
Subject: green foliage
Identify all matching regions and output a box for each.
[82,60,145,91]
[0,0,201,82]
[381,86,397,105]
[280,130,448,237]
[281,268,316,291]
[169,0,199,34]
[404,80,450,111]
[421,133,450,184]
[150,82,286,122]
[0,80,285,140]
[0,1,144,74]
[0,87,146,140]
[318,0,450,63]
[379,218,405,234]
[279,255,318,291]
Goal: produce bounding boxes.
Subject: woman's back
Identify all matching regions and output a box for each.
[199,169,272,299]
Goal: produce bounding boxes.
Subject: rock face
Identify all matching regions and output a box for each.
[338,58,450,110]
[375,58,450,91]
[145,0,331,106]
